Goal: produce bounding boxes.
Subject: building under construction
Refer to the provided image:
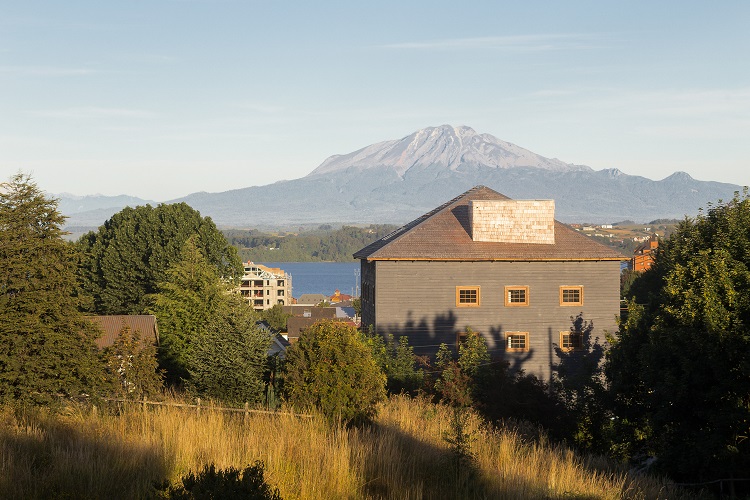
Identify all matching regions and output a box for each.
[238,261,292,311]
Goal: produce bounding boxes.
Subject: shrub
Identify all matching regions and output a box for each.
[102,323,164,400]
[284,321,386,425]
[152,461,281,500]
[365,332,424,394]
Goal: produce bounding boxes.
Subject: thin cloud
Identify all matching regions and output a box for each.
[27,107,156,119]
[236,102,286,114]
[527,89,579,98]
[0,65,99,76]
[121,53,180,64]
[380,34,603,51]
[523,85,750,117]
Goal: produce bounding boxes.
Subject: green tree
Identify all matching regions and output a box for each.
[151,237,270,403]
[0,173,105,405]
[150,236,227,383]
[365,332,424,394]
[458,327,490,380]
[434,329,490,406]
[434,343,472,408]
[608,190,750,482]
[552,314,610,452]
[284,320,386,425]
[187,296,270,406]
[77,203,241,315]
[259,303,291,332]
[102,322,164,399]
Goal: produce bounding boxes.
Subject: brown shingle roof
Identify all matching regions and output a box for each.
[86,315,159,349]
[354,185,627,261]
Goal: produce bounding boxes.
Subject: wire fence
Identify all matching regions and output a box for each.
[100,397,313,419]
[674,477,750,498]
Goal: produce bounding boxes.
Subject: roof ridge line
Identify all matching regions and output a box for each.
[354,186,494,258]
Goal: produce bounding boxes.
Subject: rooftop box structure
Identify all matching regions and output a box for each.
[469,199,555,244]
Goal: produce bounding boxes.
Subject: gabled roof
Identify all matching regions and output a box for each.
[296,293,328,305]
[354,185,627,261]
[86,315,159,349]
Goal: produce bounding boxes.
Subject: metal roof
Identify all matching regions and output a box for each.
[86,315,159,349]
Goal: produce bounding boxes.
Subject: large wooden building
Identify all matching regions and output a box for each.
[354,186,627,380]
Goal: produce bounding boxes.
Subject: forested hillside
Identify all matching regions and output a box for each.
[223,224,398,262]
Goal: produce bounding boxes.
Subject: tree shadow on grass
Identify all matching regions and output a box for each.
[355,419,601,499]
[0,408,170,500]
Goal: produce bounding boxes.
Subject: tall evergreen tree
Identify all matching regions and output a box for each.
[187,296,270,406]
[77,202,242,315]
[0,174,104,405]
[150,235,227,383]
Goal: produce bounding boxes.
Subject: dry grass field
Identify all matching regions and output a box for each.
[0,394,694,499]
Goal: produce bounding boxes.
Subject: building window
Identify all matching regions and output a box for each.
[504,286,529,306]
[277,289,285,296]
[505,332,529,352]
[560,286,583,306]
[277,280,284,287]
[456,286,480,307]
[277,299,284,305]
[559,331,583,351]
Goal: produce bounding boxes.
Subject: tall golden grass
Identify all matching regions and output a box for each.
[0,394,694,499]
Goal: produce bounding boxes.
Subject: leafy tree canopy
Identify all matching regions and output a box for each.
[0,173,104,405]
[77,202,242,315]
[259,304,291,332]
[608,189,750,481]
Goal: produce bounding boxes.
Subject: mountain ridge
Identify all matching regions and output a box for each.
[59,125,745,229]
[308,125,591,178]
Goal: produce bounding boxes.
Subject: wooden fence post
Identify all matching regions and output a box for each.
[244,402,249,424]
[197,397,201,417]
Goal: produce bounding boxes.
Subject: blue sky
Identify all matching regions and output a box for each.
[2,1,748,200]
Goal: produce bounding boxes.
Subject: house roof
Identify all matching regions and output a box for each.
[86,315,159,349]
[282,305,337,320]
[296,293,328,305]
[354,185,627,262]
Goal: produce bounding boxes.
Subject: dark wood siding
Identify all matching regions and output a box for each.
[360,259,376,329]
[372,260,621,381]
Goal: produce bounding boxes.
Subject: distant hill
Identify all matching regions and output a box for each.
[61,125,744,228]
[56,193,155,237]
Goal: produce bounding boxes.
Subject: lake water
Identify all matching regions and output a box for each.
[261,262,360,298]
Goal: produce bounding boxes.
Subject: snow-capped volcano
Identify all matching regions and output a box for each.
[308,124,591,177]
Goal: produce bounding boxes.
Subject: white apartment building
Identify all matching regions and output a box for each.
[238,261,292,311]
